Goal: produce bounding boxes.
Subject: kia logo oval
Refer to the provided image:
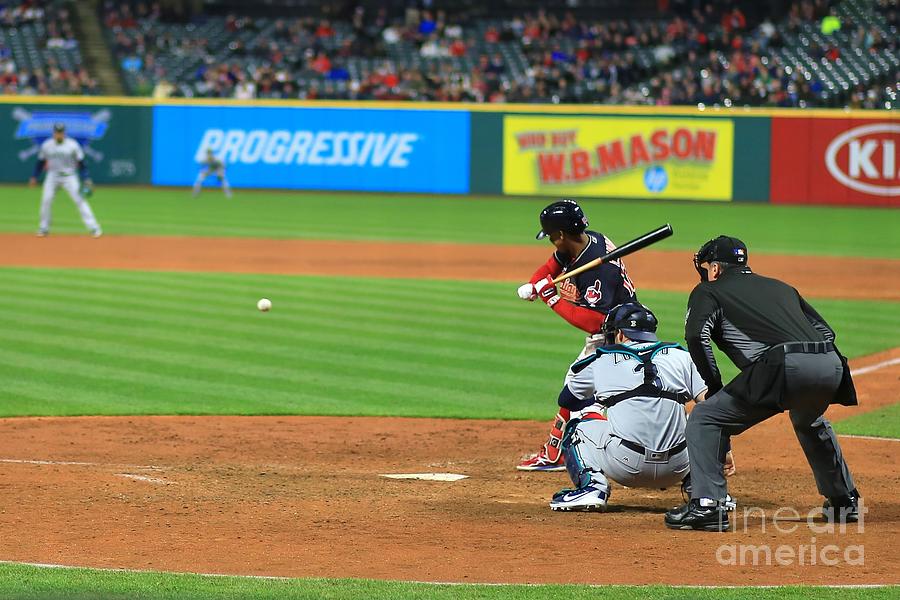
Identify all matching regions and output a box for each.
[824,123,900,196]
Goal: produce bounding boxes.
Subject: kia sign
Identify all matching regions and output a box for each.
[152,105,470,193]
[771,117,899,207]
[824,123,899,196]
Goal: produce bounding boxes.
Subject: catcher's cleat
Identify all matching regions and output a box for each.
[517,448,565,471]
[665,498,731,532]
[822,488,860,523]
[550,485,609,512]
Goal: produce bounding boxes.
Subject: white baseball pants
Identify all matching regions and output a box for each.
[40,172,100,232]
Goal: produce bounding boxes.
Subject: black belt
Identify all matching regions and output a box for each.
[618,438,687,463]
[779,341,834,355]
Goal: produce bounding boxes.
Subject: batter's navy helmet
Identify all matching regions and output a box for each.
[602,302,659,344]
[535,199,588,240]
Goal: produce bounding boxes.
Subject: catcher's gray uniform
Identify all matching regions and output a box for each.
[560,341,707,498]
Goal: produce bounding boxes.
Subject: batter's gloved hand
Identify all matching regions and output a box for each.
[534,276,560,307]
[517,282,537,301]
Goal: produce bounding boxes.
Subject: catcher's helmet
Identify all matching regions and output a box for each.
[693,235,748,281]
[602,302,659,344]
[535,199,588,240]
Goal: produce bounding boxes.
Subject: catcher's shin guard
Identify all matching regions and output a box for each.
[544,408,570,463]
[517,408,570,471]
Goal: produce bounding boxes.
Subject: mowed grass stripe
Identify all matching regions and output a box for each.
[5,274,893,361]
[0,273,578,353]
[0,311,559,391]
[0,563,897,600]
[2,186,897,258]
[0,319,554,407]
[1,267,896,418]
[0,266,551,323]
[0,288,576,364]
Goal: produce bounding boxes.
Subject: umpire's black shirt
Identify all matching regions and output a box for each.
[684,266,835,395]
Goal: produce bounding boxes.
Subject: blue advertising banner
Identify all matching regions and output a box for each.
[152,105,470,193]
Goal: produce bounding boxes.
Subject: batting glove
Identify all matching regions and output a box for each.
[517,282,536,301]
[534,276,560,307]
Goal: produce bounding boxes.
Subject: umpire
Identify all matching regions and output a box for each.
[665,235,860,532]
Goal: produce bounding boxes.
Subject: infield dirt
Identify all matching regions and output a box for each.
[0,233,897,585]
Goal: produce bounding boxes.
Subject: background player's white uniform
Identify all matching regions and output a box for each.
[37,137,101,235]
[193,153,232,198]
[552,342,707,509]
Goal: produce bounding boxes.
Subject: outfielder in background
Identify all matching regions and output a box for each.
[549,302,735,512]
[29,122,102,238]
[516,199,637,471]
[193,148,233,198]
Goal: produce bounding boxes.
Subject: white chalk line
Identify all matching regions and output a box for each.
[851,356,900,377]
[115,473,175,485]
[0,561,893,589]
[380,472,468,481]
[0,458,163,470]
[837,434,900,442]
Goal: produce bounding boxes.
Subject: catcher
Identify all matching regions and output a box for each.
[516,199,637,471]
[548,302,735,511]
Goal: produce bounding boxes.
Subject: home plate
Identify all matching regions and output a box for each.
[379,473,468,482]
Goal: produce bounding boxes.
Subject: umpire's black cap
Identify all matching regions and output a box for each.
[696,235,748,266]
[536,199,588,240]
[53,122,65,132]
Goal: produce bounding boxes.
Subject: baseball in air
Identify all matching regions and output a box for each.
[257,298,272,312]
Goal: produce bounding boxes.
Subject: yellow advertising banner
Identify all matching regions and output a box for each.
[503,115,734,200]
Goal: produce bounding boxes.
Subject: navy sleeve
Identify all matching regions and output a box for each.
[78,160,89,180]
[33,159,45,178]
[558,385,595,411]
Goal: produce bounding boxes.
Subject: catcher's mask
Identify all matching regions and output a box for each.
[536,199,589,240]
[602,302,659,345]
[693,235,748,281]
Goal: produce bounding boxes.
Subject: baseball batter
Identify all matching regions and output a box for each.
[550,302,732,512]
[516,199,637,471]
[29,123,102,238]
[192,149,232,198]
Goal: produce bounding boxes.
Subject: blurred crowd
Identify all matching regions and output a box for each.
[1,0,895,108]
[103,0,895,108]
[0,0,98,95]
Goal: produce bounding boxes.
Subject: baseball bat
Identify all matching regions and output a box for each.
[551,224,673,285]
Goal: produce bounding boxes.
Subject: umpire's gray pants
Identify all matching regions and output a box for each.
[686,351,855,502]
[570,419,690,494]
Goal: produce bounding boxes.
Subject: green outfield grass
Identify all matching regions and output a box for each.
[1,564,896,600]
[0,267,895,419]
[2,186,898,257]
[834,403,900,439]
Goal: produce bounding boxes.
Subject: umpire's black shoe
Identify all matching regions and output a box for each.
[823,488,861,523]
[665,499,730,532]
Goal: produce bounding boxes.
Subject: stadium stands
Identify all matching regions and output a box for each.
[0,0,894,108]
[0,0,98,95]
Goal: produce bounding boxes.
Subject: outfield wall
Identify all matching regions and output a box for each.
[0,97,895,207]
